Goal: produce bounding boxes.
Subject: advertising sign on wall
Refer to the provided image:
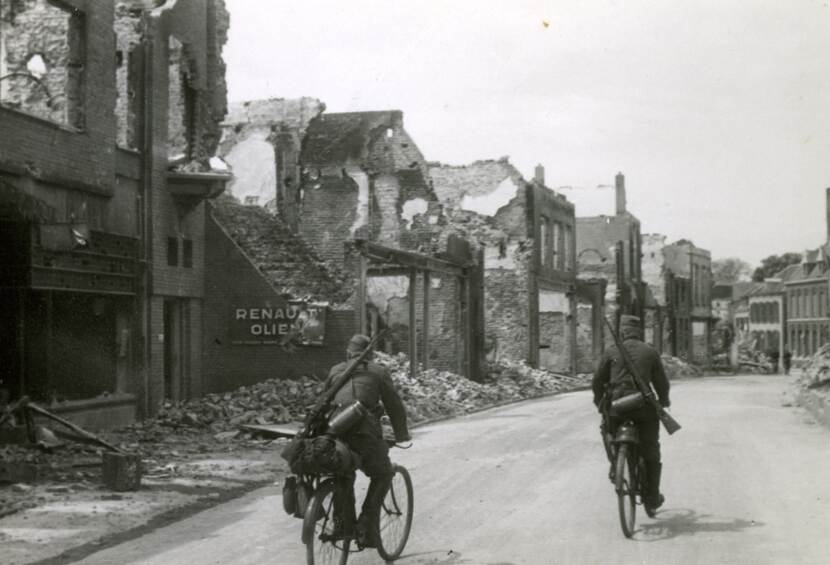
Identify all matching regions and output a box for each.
[230,302,327,346]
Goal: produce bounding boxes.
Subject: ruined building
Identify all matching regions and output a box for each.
[428,159,580,374]
[0,0,231,425]
[217,101,484,379]
[565,173,645,361]
[661,239,713,364]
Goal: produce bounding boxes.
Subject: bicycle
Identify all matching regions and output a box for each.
[603,419,654,538]
[301,442,414,564]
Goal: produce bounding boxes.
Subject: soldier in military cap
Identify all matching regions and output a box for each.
[325,334,410,546]
[592,315,671,512]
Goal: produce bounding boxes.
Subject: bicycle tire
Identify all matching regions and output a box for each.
[615,444,636,538]
[303,480,350,565]
[375,464,414,561]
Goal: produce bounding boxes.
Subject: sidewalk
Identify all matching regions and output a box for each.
[1,442,286,565]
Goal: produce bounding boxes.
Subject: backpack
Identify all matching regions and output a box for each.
[288,435,360,476]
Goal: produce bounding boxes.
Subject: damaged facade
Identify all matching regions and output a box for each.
[661,239,713,364]
[215,101,484,378]
[568,173,644,362]
[429,160,579,374]
[0,0,231,426]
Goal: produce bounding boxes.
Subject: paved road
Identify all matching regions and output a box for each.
[74,375,830,565]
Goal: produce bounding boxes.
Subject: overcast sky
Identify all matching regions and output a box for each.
[224,0,830,266]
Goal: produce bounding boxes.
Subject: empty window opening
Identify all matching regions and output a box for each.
[182,238,193,268]
[0,0,85,128]
[114,4,142,149]
[167,35,196,160]
[167,236,178,266]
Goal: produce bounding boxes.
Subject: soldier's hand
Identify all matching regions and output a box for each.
[396,432,412,443]
[660,398,671,408]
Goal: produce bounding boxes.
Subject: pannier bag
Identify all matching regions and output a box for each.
[289,435,359,476]
[610,392,645,415]
[282,475,298,516]
[281,475,314,519]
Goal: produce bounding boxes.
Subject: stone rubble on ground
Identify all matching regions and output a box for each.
[660,355,703,379]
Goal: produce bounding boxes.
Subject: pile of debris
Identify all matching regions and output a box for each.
[375,352,590,423]
[799,344,830,391]
[660,355,703,379]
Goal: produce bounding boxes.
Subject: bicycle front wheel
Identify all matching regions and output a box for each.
[302,480,350,565]
[615,444,636,538]
[375,464,414,561]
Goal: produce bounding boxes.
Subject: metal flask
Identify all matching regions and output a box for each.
[327,400,369,436]
[610,392,645,415]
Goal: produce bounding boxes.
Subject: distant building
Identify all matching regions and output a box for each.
[712,283,735,323]
[662,240,714,364]
[641,233,669,352]
[747,279,787,356]
[783,246,830,360]
[570,173,645,358]
[429,160,580,374]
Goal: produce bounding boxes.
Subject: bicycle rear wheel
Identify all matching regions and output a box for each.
[302,480,350,565]
[615,444,636,538]
[375,464,414,561]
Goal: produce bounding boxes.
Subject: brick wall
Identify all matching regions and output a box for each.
[203,212,355,391]
[0,0,116,195]
[485,249,531,362]
[298,175,359,266]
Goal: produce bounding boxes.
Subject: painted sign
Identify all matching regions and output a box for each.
[230,302,327,346]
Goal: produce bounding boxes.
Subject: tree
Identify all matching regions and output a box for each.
[712,257,753,284]
[752,252,802,282]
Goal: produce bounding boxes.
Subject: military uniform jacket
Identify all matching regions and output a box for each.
[325,360,409,440]
[592,338,670,412]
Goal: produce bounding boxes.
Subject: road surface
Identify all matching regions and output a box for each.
[72,375,830,565]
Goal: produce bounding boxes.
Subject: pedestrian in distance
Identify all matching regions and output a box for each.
[324,334,411,547]
[782,347,793,376]
[593,315,671,513]
[769,349,780,374]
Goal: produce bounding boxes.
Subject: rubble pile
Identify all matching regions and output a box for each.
[375,352,590,422]
[111,352,589,446]
[660,355,703,379]
[798,344,830,391]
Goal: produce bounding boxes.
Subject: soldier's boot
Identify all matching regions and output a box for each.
[357,475,391,548]
[642,461,664,513]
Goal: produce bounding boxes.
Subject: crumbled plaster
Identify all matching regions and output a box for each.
[539,289,569,313]
[347,167,370,237]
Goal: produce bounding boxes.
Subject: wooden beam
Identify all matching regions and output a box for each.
[423,271,430,371]
[363,242,465,277]
[409,268,417,379]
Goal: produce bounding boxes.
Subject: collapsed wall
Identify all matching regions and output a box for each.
[202,194,356,391]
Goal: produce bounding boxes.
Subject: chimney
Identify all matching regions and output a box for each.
[826,187,830,242]
[615,172,626,215]
[534,164,545,186]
